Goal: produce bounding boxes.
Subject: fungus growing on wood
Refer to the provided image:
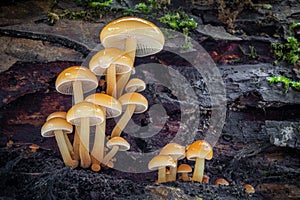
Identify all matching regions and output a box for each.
[41,118,78,168]
[85,93,122,171]
[177,164,192,181]
[148,155,176,183]
[66,101,104,168]
[111,92,148,138]
[100,16,165,96]
[186,140,213,182]
[159,143,185,181]
[89,48,133,98]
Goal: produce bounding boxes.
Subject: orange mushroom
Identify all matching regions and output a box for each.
[177,164,192,181]
[148,155,176,183]
[214,178,229,186]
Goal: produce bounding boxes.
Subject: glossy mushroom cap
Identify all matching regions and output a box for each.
[106,137,130,151]
[118,92,148,114]
[100,16,165,57]
[55,66,98,95]
[41,118,73,137]
[214,178,229,186]
[125,78,146,93]
[186,140,213,161]
[85,93,122,119]
[89,48,133,75]
[46,111,67,121]
[159,143,185,160]
[177,164,192,173]
[66,101,104,126]
[148,155,176,170]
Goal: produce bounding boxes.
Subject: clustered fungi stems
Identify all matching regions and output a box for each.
[102,145,119,166]
[192,158,204,182]
[106,64,117,98]
[73,127,81,161]
[158,167,167,183]
[111,104,136,138]
[79,117,91,168]
[64,134,75,158]
[167,157,178,182]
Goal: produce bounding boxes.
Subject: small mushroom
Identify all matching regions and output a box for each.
[89,48,133,98]
[148,155,176,183]
[214,178,229,186]
[29,144,40,153]
[66,101,104,168]
[100,16,165,96]
[41,118,78,168]
[177,164,192,181]
[202,175,210,184]
[186,140,213,182]
[159,143,185,181]
[111,92,148,138]
[125,78,146,93]
[101,136,130,167]
[85,93,122,171]
[243,184,255,194]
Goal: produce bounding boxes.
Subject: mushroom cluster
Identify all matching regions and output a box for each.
[148,140,213,183]
[41,16,165,171]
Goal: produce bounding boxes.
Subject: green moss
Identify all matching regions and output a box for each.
[268,75,300,93]
[159,12,197,33]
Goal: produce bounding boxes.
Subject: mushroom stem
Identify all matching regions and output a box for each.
[116,38,137,97]
[106,64,117,98]
[192,158,205,182]
[64,133,75,159]
[72,81,83,104]
[72,127,80,161]
[158,167,167,183]
[90,109,106,171]
[167,158,178,182]
[54,130,78,168]
[181,173,190,181]
[79,117,91,168]
[111,104,136,138]
[102,145,119,166]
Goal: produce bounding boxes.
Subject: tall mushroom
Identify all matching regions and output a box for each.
[148,155,176,183]
[89,48,133,98]
[111,92,148,138]
[159,143,185,181]
[125,78,146,93]
[66,101,104,168]
[56,66,98,161]
[186,140,213,182]
[85,93,122,171]
[41,118,78,168]
[101,136,130,167]
[100,16,165,96]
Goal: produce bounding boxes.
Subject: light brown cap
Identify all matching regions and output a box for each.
[89,48,133,75]
[159,143,185,160]
[214,178,229,186]
[106,136,130,151]
[46,111,67,121]
[85,93,122,118]
[55,66,98,95]
[125,78,146,93]
[177,164,192,173]
[118,92,148,113]
[243,184,255,194]
[66,101,104,126]
[41,118,73,137]
[148,155,176,170]
[100,16,165,57]
[186,140,213,161]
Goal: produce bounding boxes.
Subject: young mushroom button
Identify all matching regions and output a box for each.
[85,93,122,171]
[67,101,104,169]
[186,140,213,183]
[100,16,165,97]
[89,48,133,98]
[111,92,148,138]
[101,137,130,167]
[148,155,176,184]
[41,118,78,168]
[177,164,192,181]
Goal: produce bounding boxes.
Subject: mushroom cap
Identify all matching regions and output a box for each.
[148,155,176,170]
[177,164,192,173]
[66,101,104,126]
[214,178,229,186]
[125,78,146,93]
[186,140,213,161]
[41,118,73,137]
[106,136,130,151]
[243,184,255,194]
[118,92,148,114]
[29,144,40,151]
[89,48,133,75]
[100,16,165,57]
[159,143,185,160]
[55,66,98,95]
[46,111,67,121]
[85,93,122,119]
